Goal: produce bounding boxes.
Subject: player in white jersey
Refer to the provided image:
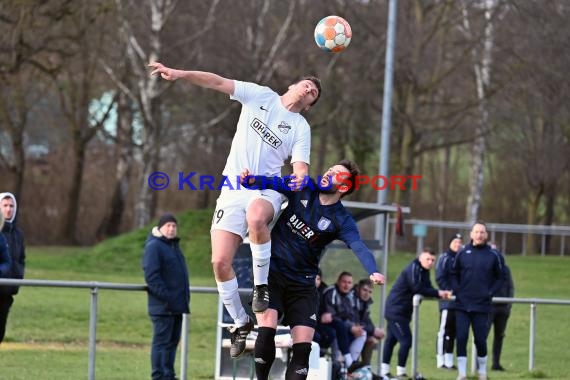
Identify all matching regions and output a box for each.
[149,62,321,358]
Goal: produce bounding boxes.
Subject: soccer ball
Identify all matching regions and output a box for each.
[350,365,373,380]
[314,15,352,53]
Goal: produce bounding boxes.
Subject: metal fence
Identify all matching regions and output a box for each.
[388,218,570,256]
[0,278,220,380]
[410,295,570,378]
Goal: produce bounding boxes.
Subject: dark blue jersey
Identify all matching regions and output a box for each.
[252,177,379,285]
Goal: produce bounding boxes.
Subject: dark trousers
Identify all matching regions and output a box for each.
[455,310,490,357]
[0,294,14,344]
[315,319,351,355]
[490,309,510,366]
[436,308,456,355]
[150,314,183,380]
[382,320,412,367]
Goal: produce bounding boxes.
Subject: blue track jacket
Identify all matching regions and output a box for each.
[450,242,506,313]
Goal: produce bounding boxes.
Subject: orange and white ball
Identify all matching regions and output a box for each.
[314,15,352,53]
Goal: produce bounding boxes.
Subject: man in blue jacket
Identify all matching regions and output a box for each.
[0,192,25,344]
[451,222,506,380]
[381,249,451,379]
[143,214,190,380]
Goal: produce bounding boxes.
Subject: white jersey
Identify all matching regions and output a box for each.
[222,80,311,185]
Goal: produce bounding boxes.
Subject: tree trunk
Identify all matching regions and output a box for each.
[437,146,451,220]
[543,185,556,254]
[316,132,329,177]
[63,130,86,244]
[118,0,174,228]
[134,128,160,228]
[525,187,543,255]
[463,0,496,224]
[96,91,134,239]
[11,131,25,201]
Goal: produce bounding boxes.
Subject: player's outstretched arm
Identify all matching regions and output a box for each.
[289,161,309,191]
[148,61,235,95]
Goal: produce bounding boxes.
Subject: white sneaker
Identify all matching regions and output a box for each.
[478,375,488,380]
[456,376,467,380]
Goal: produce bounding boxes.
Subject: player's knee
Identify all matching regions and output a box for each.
[246,200,273,230]
[246,213,270,233]
[211,257,232,277]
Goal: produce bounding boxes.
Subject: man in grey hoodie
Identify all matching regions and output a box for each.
[0,192,26,344]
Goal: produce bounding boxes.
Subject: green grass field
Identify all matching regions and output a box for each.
[0,209,569,379]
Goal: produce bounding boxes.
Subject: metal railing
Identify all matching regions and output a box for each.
[0,278,220,380]
[388,218,570,256]
[410,295,570,377]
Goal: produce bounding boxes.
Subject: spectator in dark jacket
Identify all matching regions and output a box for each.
[451,222,506,380]
[435,233,463,369]
[0,192,25,344]
[0,214,12,277]
[143,213,190,380]
[488,243,514,371]
[381,249,451,379]
[318,272,367,370]
[353,279,384,378]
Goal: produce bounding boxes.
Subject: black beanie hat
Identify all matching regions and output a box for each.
[449,233,462,244]
[158,213,177,229]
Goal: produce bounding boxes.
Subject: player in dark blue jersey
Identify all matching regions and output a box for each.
[242,159,385,380]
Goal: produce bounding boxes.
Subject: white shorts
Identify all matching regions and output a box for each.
[210,188,286,239]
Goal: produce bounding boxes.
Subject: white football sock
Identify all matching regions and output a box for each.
[457,356,467,377]
[436,354,444,367]
[477,356,488,375]
[217,278,248,326]
[251,241,271,285]
[349,332,367,361]
[444,353,454,367]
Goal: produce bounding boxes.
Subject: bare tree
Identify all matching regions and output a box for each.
[96,89,134,239]
[0,2,64,199]
[461,0,499,224]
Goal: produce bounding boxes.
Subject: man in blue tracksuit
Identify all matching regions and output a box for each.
[381,248,451,379]
[451,222,506,380]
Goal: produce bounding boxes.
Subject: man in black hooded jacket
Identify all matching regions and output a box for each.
[0,192,26,344]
